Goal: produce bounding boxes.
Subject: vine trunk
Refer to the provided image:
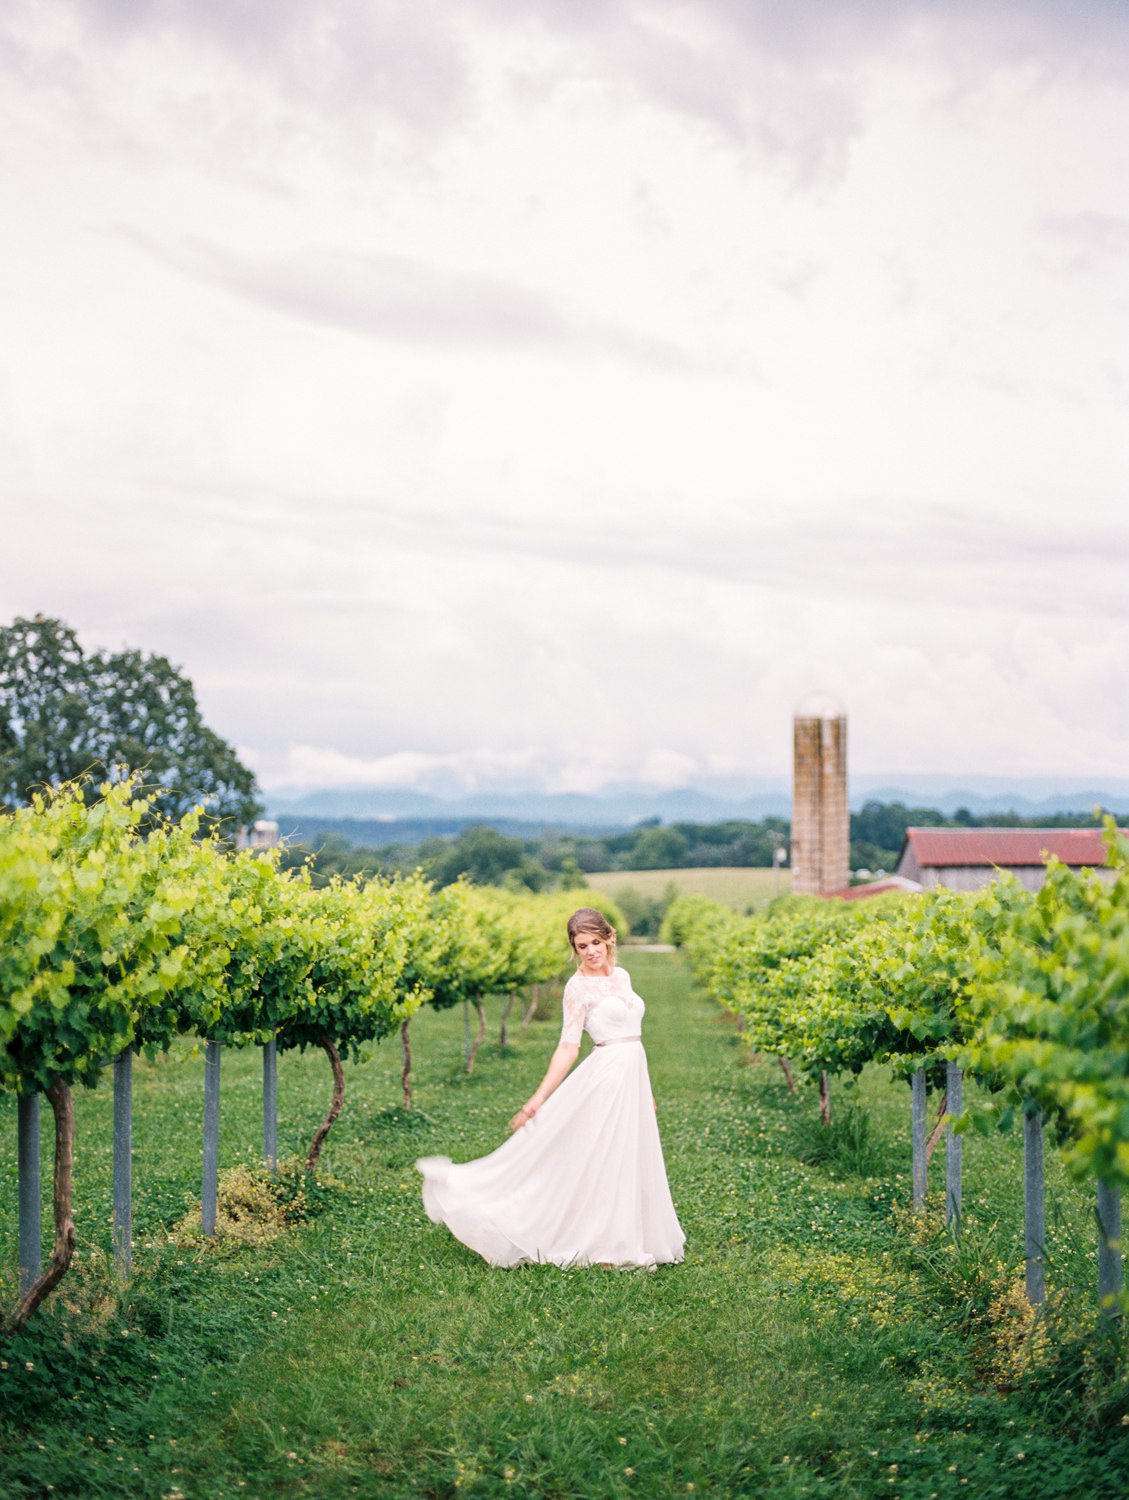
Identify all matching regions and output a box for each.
[6,1078,76,1331]
[306,1036,345,1171]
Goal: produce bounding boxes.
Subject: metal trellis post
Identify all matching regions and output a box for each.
[17,1093,41,1296]
[1097,1181,1123,1318]
[263,1039,278,1172]
[911,1069,927,1210]
[1024,1107,1046,1305]
[945,1062,963,1230]
[112,1049,133,1278]
[202,1041,221,1237]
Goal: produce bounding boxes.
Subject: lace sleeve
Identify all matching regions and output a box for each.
[560,974,589,1047]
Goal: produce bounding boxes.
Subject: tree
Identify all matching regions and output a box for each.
[849,800,947,866]
[0,614,261,829]
[424,824,531,887]
[631,825,689,869]
[0,615,92,795]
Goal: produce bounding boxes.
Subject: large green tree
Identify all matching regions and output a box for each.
[421,824,545,890]
[0,614,261,829]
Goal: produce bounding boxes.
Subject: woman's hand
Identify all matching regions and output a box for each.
[509,1050,575,1128]
[508,1044,577,1132]
[509,1100,538,1132]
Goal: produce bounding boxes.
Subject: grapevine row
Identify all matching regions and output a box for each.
[1,778,621,1328]
[664,827,1128,1312]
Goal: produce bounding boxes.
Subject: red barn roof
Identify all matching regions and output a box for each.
[901,827,1121,869]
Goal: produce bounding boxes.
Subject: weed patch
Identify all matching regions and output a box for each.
[169,1157,341,1249]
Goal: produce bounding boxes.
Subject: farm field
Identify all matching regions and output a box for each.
[2,951,1126,1499]
[588,866,791,912]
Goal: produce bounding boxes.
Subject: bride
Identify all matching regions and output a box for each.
[416,907,686,1269]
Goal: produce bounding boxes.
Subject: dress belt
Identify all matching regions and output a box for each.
[595,1036,642,1047]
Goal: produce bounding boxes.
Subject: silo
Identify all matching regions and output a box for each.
[791,694,849,895]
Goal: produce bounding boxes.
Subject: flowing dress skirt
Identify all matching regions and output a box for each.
[416,1041,685,1268]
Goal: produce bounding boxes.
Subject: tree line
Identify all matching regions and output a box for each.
[279,800,1125,893]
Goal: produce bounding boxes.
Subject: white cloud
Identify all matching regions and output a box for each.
[1,1,1127,799]
[249,744,546,794]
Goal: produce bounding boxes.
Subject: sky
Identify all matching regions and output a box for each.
[2,0,1127,804]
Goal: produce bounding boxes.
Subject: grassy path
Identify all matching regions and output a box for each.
[2,952,1126,1498]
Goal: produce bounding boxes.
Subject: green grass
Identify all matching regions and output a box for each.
[2,954,1127,1499]
[589,867,791,912]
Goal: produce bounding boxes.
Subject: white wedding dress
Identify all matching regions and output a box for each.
[416,965,686,1269]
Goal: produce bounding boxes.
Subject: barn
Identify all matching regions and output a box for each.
[894,827,1123,893]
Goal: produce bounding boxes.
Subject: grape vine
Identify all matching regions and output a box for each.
[665,824,1129,1194]
[1,778,624,1325]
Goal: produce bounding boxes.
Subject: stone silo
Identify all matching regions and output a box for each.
[791,694,849,895]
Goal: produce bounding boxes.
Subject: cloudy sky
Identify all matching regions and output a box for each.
[2,1,1127,803]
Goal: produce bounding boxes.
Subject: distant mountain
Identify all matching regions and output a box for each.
[267,775,1129,834]
[269,786,792,828]
[852,780,1129,818]
[269,814,621,849]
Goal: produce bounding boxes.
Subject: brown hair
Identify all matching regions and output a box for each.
[567,907,617,964]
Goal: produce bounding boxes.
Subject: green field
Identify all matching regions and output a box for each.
[589,866,791,912]
[2,952,1126,1498]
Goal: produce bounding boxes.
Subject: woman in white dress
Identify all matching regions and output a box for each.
[416,907,686,1269]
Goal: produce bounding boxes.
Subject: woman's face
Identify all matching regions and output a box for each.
[573,930,612,975]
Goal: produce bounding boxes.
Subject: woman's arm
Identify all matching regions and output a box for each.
[509,1042,579,1131]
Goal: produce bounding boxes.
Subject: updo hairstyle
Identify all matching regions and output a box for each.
[567,907,617,966]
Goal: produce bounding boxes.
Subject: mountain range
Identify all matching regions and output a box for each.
[266,775,1129,838]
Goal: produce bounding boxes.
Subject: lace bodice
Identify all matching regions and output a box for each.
[560,966,645,1047]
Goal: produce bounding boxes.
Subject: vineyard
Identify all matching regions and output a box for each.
[0,778,623,1331]
[2,785,1128,1497]
[662,826,1129,1317]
